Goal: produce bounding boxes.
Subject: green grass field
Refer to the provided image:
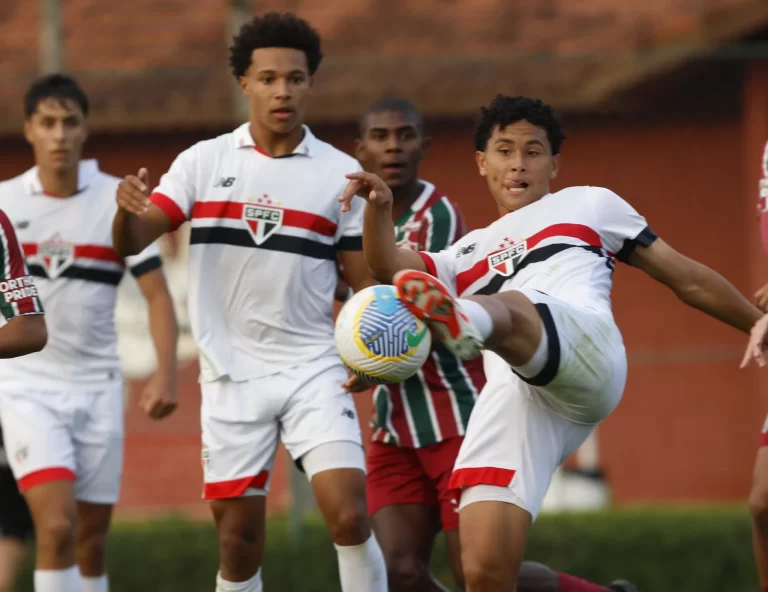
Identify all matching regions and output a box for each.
[12,505,757,591]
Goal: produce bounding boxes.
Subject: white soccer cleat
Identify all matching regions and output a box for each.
[393,270,484,361]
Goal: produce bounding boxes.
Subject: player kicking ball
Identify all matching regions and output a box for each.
[344,97,636,592]
[340,94,762,591]
[113,12,386,592]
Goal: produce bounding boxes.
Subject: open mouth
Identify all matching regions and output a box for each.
[381,162,407,172]
[504,180,529,192]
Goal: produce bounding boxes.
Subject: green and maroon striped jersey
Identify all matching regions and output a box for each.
[0,209,43,320]
[371,181,486,448]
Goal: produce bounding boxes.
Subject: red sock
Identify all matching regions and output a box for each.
[557,573,608,592]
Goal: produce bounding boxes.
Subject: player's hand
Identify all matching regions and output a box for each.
[740,313,768,369]
[139,372,178,419]
[756,283,768,312]
[342,373,374,393]
[338,172,393,212]
[117,168,151,216]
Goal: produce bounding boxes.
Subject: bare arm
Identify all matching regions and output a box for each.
[339,171,426,283]
[0,315,47,358]
[630,238,762,334]
[338,250,377,293]
[112,169,173,257]
[135,267,179,419]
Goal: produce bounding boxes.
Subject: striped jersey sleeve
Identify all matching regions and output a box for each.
[0,209,43,320]
[149,145,199,231]
[422,196,466,252]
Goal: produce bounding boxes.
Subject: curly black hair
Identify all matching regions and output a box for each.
[24,73,89,118]
[229,12,323,78]
[473,95,566,154]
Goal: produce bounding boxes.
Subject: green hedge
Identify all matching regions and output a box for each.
[14,506,757,591]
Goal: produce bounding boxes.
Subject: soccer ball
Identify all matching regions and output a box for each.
[335,285,432,384]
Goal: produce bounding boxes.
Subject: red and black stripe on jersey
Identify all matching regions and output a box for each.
[22,244,161,285]
[450,223,657,296]
[187,200,361,260]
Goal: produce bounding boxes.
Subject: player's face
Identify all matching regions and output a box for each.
[23,98,87,174]
[475,121,559,214]
[356,111,429,189]
[240,47,312,135]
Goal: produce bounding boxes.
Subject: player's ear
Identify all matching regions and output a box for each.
[354,138,367,163]
[238,76,249,95]
[22,118,33,145]
[420,136,432,159]
[475,151,487,177]
[550,154,560,180]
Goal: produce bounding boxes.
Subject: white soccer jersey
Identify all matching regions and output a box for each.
[0,160,162,390]
[418,186,656,311]
[149,124,365,382]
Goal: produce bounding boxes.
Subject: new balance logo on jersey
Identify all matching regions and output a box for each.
[15,220,29,230]
[488,241,527,276]
[38,234,75,279]
[341,408,355,420]
[214,177,236,188]
[243,204,283,245]
[456,243,476,257]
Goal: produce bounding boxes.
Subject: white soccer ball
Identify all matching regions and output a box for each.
[335,285,432,384]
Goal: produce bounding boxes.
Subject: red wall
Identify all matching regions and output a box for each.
[0,112,763,516]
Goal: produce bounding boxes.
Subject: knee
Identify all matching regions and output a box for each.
[386,555,427,592]
[218,527,260,562]
[37,515,76,558]
[462,549,509,592]
[327,503,370,545]
[75,529,107,568]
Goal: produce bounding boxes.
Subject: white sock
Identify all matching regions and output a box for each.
[34,567,82,592]
[215,569,263,592]
[334,534,387,592]
[81,575,108,592]
[457,298,494,340]
[514,322,548,378]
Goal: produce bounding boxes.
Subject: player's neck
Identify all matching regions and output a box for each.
[249,122,305,158]
[37,164,79,198]
[391,180,424,221]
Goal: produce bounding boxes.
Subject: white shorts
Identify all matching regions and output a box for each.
[0,386,124,504]
[450,289,627,521]
[201,356,364,500]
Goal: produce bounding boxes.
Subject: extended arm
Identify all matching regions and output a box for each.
[630,238,761,334]
[339,171,426,283]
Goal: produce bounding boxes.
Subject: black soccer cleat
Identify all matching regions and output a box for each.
[607,580,638,592]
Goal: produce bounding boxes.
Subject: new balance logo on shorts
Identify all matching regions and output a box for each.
[214,177,236,188]
[341,408,355,420]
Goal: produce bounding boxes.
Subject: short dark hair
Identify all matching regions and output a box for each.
[359,97,424,138]
[473,95,565,154]
[24,74,89,118]
[229,12,323,78]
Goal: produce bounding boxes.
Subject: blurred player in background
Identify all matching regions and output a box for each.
[341,97,636,592]
[0,74,178,592]
[341,94,762,591]
[112,13,386,592]
[0,209,47,592]
[746,139,768,592]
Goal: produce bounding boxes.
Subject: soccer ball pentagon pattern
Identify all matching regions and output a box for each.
[335,285,432,384]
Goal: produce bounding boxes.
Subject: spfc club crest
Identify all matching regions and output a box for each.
[38,234,75,278]
[243,204,283,245]
[488,241,527,277]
